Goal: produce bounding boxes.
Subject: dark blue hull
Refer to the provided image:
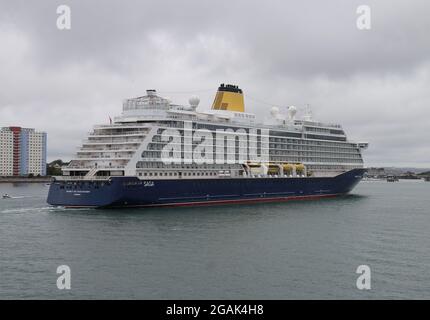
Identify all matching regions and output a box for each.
[47,169,366,208]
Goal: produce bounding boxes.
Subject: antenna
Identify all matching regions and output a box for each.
[304,104,313,121]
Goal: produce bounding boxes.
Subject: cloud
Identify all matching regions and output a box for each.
[0,0,429,167]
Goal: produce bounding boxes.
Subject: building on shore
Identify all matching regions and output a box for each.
[0,126,47,176]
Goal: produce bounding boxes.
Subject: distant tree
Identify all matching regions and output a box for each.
[47,159,67,176]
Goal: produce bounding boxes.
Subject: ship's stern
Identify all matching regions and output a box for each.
[47,178,122,208]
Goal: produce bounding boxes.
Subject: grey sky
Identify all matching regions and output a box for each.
[0,0,429,167]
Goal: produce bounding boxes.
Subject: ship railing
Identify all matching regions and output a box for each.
[53,176,111,181]
[77,147,138,152]
[88,132,148,137]
[75,155,133,160]
[83,138,143,143]
[94,123,152,128]
[63,166,125,170]
[299,120,342,128]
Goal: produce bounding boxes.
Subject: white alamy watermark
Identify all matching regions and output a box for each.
[56,5,71,30]
[356,5,371,30]
[56,265,71,290]
[160,121,269,165]
[356,265,371,290]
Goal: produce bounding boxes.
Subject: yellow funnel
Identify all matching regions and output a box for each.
[211,84,244,112]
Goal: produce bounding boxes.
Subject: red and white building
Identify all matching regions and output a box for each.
[0,126,47,176]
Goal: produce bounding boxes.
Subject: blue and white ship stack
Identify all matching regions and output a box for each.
[47,84,368,208]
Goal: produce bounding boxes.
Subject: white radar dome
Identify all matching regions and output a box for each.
[189,95,200,108]
[288,106,297,119]
[270,106,280,117]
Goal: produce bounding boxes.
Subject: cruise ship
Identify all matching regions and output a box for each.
[47,84,368,208]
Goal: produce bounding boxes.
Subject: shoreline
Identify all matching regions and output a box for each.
[0,177,52,183]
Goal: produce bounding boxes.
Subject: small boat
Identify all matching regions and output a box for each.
[2,194,11,199]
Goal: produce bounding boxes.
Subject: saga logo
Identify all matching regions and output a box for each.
[144,181,154,187]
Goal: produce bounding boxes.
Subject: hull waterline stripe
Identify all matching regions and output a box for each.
[66,193,345,209]
[134,193,342,208]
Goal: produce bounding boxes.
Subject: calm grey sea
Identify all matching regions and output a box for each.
[0,180,429,299]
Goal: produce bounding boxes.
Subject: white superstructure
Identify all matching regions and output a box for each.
[63,85,367,180]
